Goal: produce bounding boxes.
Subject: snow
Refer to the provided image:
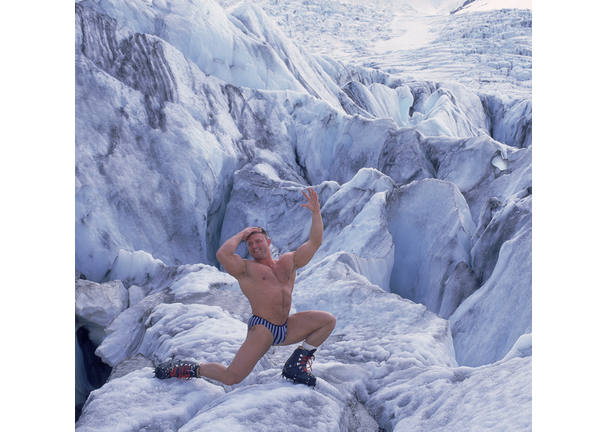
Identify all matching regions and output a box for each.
[77,251,531,431]
[374,15,436,51]
[457,0,532,13]
[74,0,534,429]
[214,0,532,95]
[76,279,129,330]
[76,369,226,432]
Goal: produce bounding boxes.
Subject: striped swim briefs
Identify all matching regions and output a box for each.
[247,315,288,346]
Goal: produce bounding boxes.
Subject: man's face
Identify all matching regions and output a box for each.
[246,233,271,260]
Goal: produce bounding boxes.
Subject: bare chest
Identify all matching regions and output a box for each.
[240,258,295,321]
[251,260,293,287]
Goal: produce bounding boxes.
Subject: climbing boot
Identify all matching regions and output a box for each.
[281,347,316,387]
[154,359,199,380]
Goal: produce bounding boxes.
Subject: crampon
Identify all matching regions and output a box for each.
[154,360,199,380]
[281,347,317,387]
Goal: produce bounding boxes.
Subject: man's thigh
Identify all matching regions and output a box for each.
[226,325,274,381]
[278,310,334,346]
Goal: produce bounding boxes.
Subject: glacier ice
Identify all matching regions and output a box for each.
[76,251,531,431]
[386,178,476,315]
[75,0,532,429]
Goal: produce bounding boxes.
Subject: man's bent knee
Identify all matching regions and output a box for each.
[323,312,337,328]
[327,314,336,334]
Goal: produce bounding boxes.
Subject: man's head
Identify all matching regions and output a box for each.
[246,227,271,260]
[245,227,268,241]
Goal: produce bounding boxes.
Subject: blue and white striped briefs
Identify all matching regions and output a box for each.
[247,315,288,346]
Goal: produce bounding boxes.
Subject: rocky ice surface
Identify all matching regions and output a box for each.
[216,0,532,96]
[75,0,531,430]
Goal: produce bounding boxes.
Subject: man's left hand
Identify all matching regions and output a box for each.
[301,187,320,213]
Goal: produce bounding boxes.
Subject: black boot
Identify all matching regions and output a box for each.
[154,359,199,380]
[281,347,317,387]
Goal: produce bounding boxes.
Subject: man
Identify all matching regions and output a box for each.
[155,187,336,387]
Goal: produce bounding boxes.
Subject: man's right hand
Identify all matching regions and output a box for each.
[241,227,263,242]
[217,228,261,278]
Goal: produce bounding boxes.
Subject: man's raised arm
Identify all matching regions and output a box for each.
[216,227,262,278]
[293,187,323,269]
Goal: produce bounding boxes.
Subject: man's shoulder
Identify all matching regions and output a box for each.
[275,252,297,274]
[277,251,295,263]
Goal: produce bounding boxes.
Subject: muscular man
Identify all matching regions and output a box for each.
[155,187,336,387]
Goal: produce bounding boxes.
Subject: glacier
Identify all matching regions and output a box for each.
[75,0,532,430]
